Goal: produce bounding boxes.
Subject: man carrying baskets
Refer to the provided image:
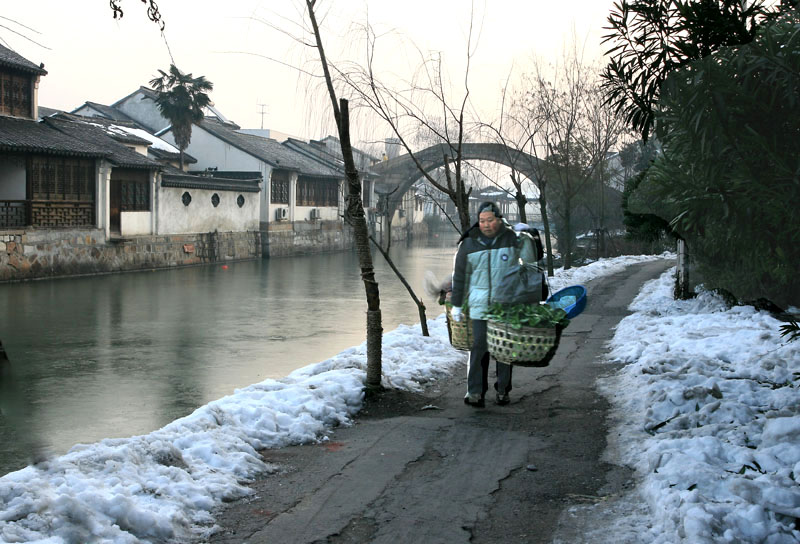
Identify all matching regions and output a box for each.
[450,202,537,407]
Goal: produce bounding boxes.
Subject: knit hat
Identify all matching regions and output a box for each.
[478,201,502,218]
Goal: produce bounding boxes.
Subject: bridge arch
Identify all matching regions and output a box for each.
[368,142,541,216]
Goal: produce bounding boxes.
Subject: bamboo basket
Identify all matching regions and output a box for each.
[486,320,563,367]
[446,306,473,351]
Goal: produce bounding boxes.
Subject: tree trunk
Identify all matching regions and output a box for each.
[339,100,383,389]
[675,237,691,300]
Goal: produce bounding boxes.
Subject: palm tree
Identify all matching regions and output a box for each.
[149,64,213,169]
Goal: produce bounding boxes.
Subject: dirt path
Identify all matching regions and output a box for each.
[207,259,672,544]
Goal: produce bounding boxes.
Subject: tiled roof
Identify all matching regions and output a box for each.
[197,119,343,178]
[37,106,62,119]
[0,116,105,157]
[43,116,160,169]
[161,166,261,193]
[0,44,47,75]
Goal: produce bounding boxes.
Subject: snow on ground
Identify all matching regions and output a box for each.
[557,268,800,544]
[16,251,791,544]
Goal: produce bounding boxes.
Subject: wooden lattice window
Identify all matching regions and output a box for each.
[29,156,94,202]
[0,69,32,118]
[116,170,150,211]
[296,177,339,207]
[271,170,290,204]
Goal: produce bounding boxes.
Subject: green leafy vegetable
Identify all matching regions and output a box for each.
[486,302,569,330]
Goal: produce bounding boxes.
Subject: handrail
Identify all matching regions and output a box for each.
[0,199,95,229]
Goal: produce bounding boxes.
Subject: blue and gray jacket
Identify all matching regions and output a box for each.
[450,223,536,320]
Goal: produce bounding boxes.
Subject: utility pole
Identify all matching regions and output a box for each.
[257,103,269,130]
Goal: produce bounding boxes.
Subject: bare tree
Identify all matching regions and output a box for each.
[333,11,483,236]
[304,0,384,390]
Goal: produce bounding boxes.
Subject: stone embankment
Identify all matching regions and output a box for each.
[0,229,260,282]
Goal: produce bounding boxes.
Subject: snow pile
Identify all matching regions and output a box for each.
[600,269,800,543]
[0,318,462,543]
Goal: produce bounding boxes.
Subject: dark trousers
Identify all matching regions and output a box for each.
[467,319,513,397]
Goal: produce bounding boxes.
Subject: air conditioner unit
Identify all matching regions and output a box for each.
[310,208,321,220]
[275,207,288,221]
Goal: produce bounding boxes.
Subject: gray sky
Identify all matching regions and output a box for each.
[3,0,617,140]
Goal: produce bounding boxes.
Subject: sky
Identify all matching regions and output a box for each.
[1,254,799,542]
[1,0,618,142]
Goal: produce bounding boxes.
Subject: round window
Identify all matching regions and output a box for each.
[182,192,192,206]
[237,194,245,208]
[211,193,220,207]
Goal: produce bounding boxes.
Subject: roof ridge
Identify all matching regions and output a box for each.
[0,43,47,75]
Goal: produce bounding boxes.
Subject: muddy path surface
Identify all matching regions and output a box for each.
[208,259,672,544]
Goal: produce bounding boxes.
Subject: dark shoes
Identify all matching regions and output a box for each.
[464,393,485,408]
[464,392,509,407]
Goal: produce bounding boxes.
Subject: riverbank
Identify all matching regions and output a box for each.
[0,253,674,542]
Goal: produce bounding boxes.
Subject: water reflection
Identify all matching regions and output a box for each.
[0,235,459,475]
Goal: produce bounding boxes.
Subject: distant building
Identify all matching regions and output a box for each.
[0,44,260,281]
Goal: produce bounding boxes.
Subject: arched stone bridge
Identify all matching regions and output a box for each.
[368,142,541,215]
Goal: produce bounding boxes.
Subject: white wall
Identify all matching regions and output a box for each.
[157,187,259,234]
[121,211,152,236]
[0,155,26,200]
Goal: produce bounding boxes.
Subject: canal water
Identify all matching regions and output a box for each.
[0,235,459,476]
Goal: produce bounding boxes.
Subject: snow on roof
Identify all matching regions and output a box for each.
[111,125,180,153]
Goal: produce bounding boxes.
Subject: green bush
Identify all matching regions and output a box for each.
[645,12,800,307]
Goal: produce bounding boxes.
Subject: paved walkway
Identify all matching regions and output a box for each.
[208,259,673,544]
